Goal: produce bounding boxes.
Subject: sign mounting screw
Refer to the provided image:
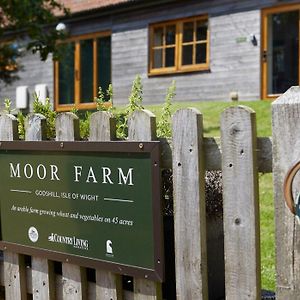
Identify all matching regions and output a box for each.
[139,143,144,149]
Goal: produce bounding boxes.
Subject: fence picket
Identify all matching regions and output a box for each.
[172,108,208,300]
[56,113,87,300]
[25,114,56,300]
[0,113,27,300]
[128,110,162,300]
[272,87,300,299]
[89,111,122,299]
[221,106,261,300]
[89,111,116,142]
[31,258,55,300]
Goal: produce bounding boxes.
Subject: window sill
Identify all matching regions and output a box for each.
[148,65,210,77]
[55,102,97,112]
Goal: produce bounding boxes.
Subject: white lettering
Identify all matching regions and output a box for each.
[10,163,20,178]
[37,164,46,180]
[86,167,97,183]
[24,164,33,179]
[118,168,134,186]
[50,165,60,181]
[102,167,113,184]
[74,166,82,182]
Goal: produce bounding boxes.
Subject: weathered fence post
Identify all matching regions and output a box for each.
[128,110,162,300]
[221,106,261,300]
[272,86,300,299]
[26,113,56,300]
[89,111,122,300]
[1,115,27,300]
[56,112,87,300]
[172,108,208,300]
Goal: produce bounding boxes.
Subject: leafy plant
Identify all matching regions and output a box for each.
[116,75,144,139]
[96,84,115,113]
[157,80,176,138]
[17,112,25,140]
[32,94,56,139]
[0,0,68,85]
[3,98,13,114]
[79,111,92,140]
[70,105,78,115]
[95,86,105,111]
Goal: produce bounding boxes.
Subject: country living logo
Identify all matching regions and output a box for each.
[48,233,89,250]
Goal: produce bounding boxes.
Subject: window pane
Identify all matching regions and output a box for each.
[59,43,75,105]
[154,49,163,68]
[80,39,94,103]
[154,27,163,46]
[166,25,176,45]
[165,47,175,67]
[197,21,207,41]
[267,11,299,94]
[182,45,193,65]
[183,22,194,43]
[196,44,207,64]
[97,36,111,100]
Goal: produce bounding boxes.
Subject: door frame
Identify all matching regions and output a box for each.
[261,4,300,99]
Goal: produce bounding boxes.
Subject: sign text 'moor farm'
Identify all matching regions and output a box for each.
[0,141,163,281]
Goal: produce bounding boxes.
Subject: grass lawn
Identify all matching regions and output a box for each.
[144,100,275,291]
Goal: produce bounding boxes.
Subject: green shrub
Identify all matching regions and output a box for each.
[32,95,57,139]
[116,75,144,139]
[157,80,176,138]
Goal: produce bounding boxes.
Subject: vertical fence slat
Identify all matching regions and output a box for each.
[89,111,116,142]
[25,114,56,300]
[3,252,26,300]
[56,113,87,300]
[1,115,27,300]
[61,263,87,300]
[25,113,47,141]
[128,110,162,300]
[96,269,122,300]
[89,111,122,299]
[220,106,260,300]
[172,108,208,300]
[31,258,55,300]
[272,87,300,299]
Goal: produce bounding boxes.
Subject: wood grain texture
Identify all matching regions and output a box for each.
[128,110,156,141]
[56,113,87,300]
[89,111,116,141]
[56,113,80,141]
[159,137,272,172]
[3,252,26,300]
[61,263,87,300]
[25,114,55,300]
[0,114,18,141]
[90,112,123,300]
[31,258,55,300]
[25,113,47,141]
[172,108,208,300]
[128,110,162,300]
[272,86,300,299]
[221,106,261,300]
[96,269,122,300]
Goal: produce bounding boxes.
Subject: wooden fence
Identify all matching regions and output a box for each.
[0,86,300,299]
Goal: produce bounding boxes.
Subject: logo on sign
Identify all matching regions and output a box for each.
[28,226,39,243]
[106,240,114,257]
[48,233,89,250]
